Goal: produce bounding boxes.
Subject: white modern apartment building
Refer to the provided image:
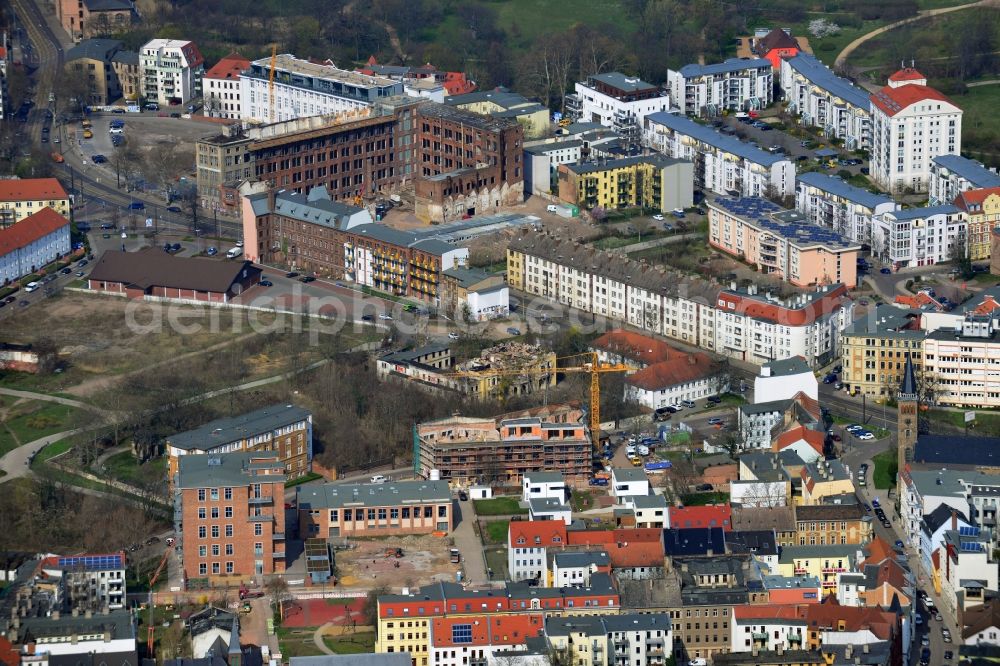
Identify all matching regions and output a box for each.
[140,39,204,106]
[795,171,898,245]
[870,68,963,194]
[928,154,1000,206]
[523,140,582,195]
[0,208,70,283]
[545,614,672,666]
[507,232,854,367]
[666,58,773,117]
[240,54,404,124]
[871,204,966,269]
[645,111,795,198]
[565,72,670,145]
[780,54,871,149]
[923,316,1000,409]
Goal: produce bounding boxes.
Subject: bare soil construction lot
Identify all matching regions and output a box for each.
[335,534,461,589]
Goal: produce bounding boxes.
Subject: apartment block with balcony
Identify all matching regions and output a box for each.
[566,72,670,147]
[872,204,966,269]
[840,304,924,398]
[645,111,795,198]
[415,404,592,485]
[174,451,286,588]
[557,155,693,214]
[731,606,807,654]
[709,197,860,288]
[297,480,453,538]
[777,544,861,595]
[0,178,70,227]
[140,39,204,106]
[544,614,672,666]
[38,552,127,612]
[779,54,871,149]
[795,171,898,246]
[954,186,1000,262]
[923,315,1000,409]
[667,58,773,117]
[929,155,1000,206]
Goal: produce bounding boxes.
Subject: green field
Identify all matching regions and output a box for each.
[955,84,1000,161]
[101,451,167,485]
[0,401,82,457]
[872,449,898,489]
[473,497,527,516]
[851,9,1000,69]
[325,632,376,654]
[490,0,635,46]
[483,520,511,544]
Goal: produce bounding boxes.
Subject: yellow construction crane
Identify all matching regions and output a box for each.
[268,44,277,123]
[447,351,631,446]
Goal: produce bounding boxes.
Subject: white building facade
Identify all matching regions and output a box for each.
[666,58,773,117]
[929,155,1000,206]
[870,68,963,195]
[871,204,966,268]
[566,72,670,144]
[0,208,71,283]
[780,54,871,149]
[795,171,898,245]
[140,39,205,106]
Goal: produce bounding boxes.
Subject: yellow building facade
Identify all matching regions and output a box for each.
[956,187,1000,261]
[557,155,692,213]
[840,304,924,398]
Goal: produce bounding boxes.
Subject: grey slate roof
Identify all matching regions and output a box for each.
[564,154,689,175]
[552,550,610,568]
[900,352,918,396]
[167,404,311,452]
[612,468,649,483]
[785,53,871,109]
[912,435,1000,467]
[111,50,139,65]
[16,608,136,642]
[645,111,787,167]
[441,266,496,289]
[84,0,133,11]
[524,140,584,155]
[296,480,452,509]
[796,171,895,210]
[176,451,285,489]
[528,497,569,513]
[66,38,123,62]
[379,344,450,364]
[524,472,564,484]
[932,155,1000,188]
[763,355,811,377]
[677,57,772,78]
[587,72,660,94]
[726,529,778,556]
[778,543,859,563]
[270,188,368,230]
[889,204,961,221]
[663,527,726,556]
[290,656,413,666]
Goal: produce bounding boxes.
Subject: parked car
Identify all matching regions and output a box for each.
[166,205,182,213]
[206,247,218,256]
[298,275,316,283]
[458,490,469,501]
[857,432,876,440]
[361,314,374,321]
[589,477,609,486]
[681,399,696,408]
[128,201,145,210]
[880,267,892,274]
[506,327,521,336]
[708,417,724,425]
[652,214,664,221]
[695,483,713,491]
[259,280,273,287]
[448,332,461,340]
[378,313,393,320]
[92,154,107,163]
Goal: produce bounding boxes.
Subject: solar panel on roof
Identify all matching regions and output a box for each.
[960,541,983,552]
[959,525,980,536]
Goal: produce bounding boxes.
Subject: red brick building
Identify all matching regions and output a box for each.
[86,250,261,302]
[296,480,453,538]
[174,451,286,587]
[414,102,524,223]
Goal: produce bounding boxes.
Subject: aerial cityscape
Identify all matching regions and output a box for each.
[2,1,1000,665]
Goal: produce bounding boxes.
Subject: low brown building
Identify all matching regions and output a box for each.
[87,250,261,302]
[794,504,872,546]
[297,480,453,538]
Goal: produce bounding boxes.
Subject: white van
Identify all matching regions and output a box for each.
[226,247,242,259]
[24,281,40,292]
[370,474,387,484]
[109,127,124,135]
[546,204,558,213]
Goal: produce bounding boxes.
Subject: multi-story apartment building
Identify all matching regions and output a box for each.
[923,315,1000,408]
[242,186,468,301]
[794,172,898,245]
[38,552,126,611]
[415,404,591,486]
[779,54,871,149]
[777,544,861,595]
[929,155,1000,206]
[0,208,71,284]
[203,52,250,119]
[557,155,693,213]
[194,128,253,212]
[870,68,962,194]
[430,615,545,666]
[445,87,549,139]
[738,392,822,453]
[64,39,133,105]
[240,54,403,124]
[524,140,584,195]
[708,197,860,287]
[375,578,621,665]
[165,404,313,482]
[0,178,70,226]
[954,186,1000,261]
[667,58,773,117]
[871,204,966,268]
[111,50,140,102]
[938,527,998,613]
[840,304,924,398]
[565,72,670,147]
[794,504,870,547]
[545,614,672,666]
[731,605,807,653]
[56,0,134,42]
[645,111,795,198]
[297,480,453,538]
[174,451,286,586]
[414,102,524,223]
[507,232,854,367]
[140,39,204,106]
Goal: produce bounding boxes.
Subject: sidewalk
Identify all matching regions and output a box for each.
[451,497,488,584]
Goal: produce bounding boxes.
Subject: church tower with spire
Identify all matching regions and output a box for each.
[897,352,919,476]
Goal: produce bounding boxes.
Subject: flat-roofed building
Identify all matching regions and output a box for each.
[566,72,670,147]
[557,154,693,214]
[872,204,966,269]
[929,155,1000,206]
[795,172,898,246]
[667,58,773,117]
[297,480,453,538]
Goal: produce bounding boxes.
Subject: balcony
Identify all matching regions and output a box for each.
[248,496,273,505]
[752,632,768,640]
[273,532,286,540]
[249,514,274,523]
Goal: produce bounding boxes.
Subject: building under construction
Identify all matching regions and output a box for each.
[414,403,593,485]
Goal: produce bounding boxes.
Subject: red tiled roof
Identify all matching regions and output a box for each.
[431,614,543,648]
[754,28,799,54]
[0,178,68,202]
[954,186,1000,209]
[590,329,676,366]
[626,352,717,391]
[180,41,204,68]
[0,208,68,257]
[204,52,250,81]
[443,71,476,96]
[863,536,896,566]
[734,604,806,621]
[508,521,567,548]
[872,557,909,593]
[871,83,954,117]
[0,636,17,666]
[717,285,850,327]
[604,541,665,568]
[668,504,732,531]
[894,292,942,310]
[888,68,925,83]
[773,425,824,457]
[568,528,663,547]
[971,295,1000,316]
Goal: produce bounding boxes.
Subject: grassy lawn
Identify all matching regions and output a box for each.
[571,489,594,512]
[487,0,635,45]
[286,471,323,488]
[872,449,898,489]
[719,393,747,406]
[32,437,74,464]
[483,520,510,544]
[324,632,376,654]
[484,547,509,580]
[593,232,666,250]
[277,626,326,659]
[680,491,730,506]
[0,401,82,457]
[473,497,526,516]
[954,84,1000,160]
[101,451,166,485]
[929,408,1000,436]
